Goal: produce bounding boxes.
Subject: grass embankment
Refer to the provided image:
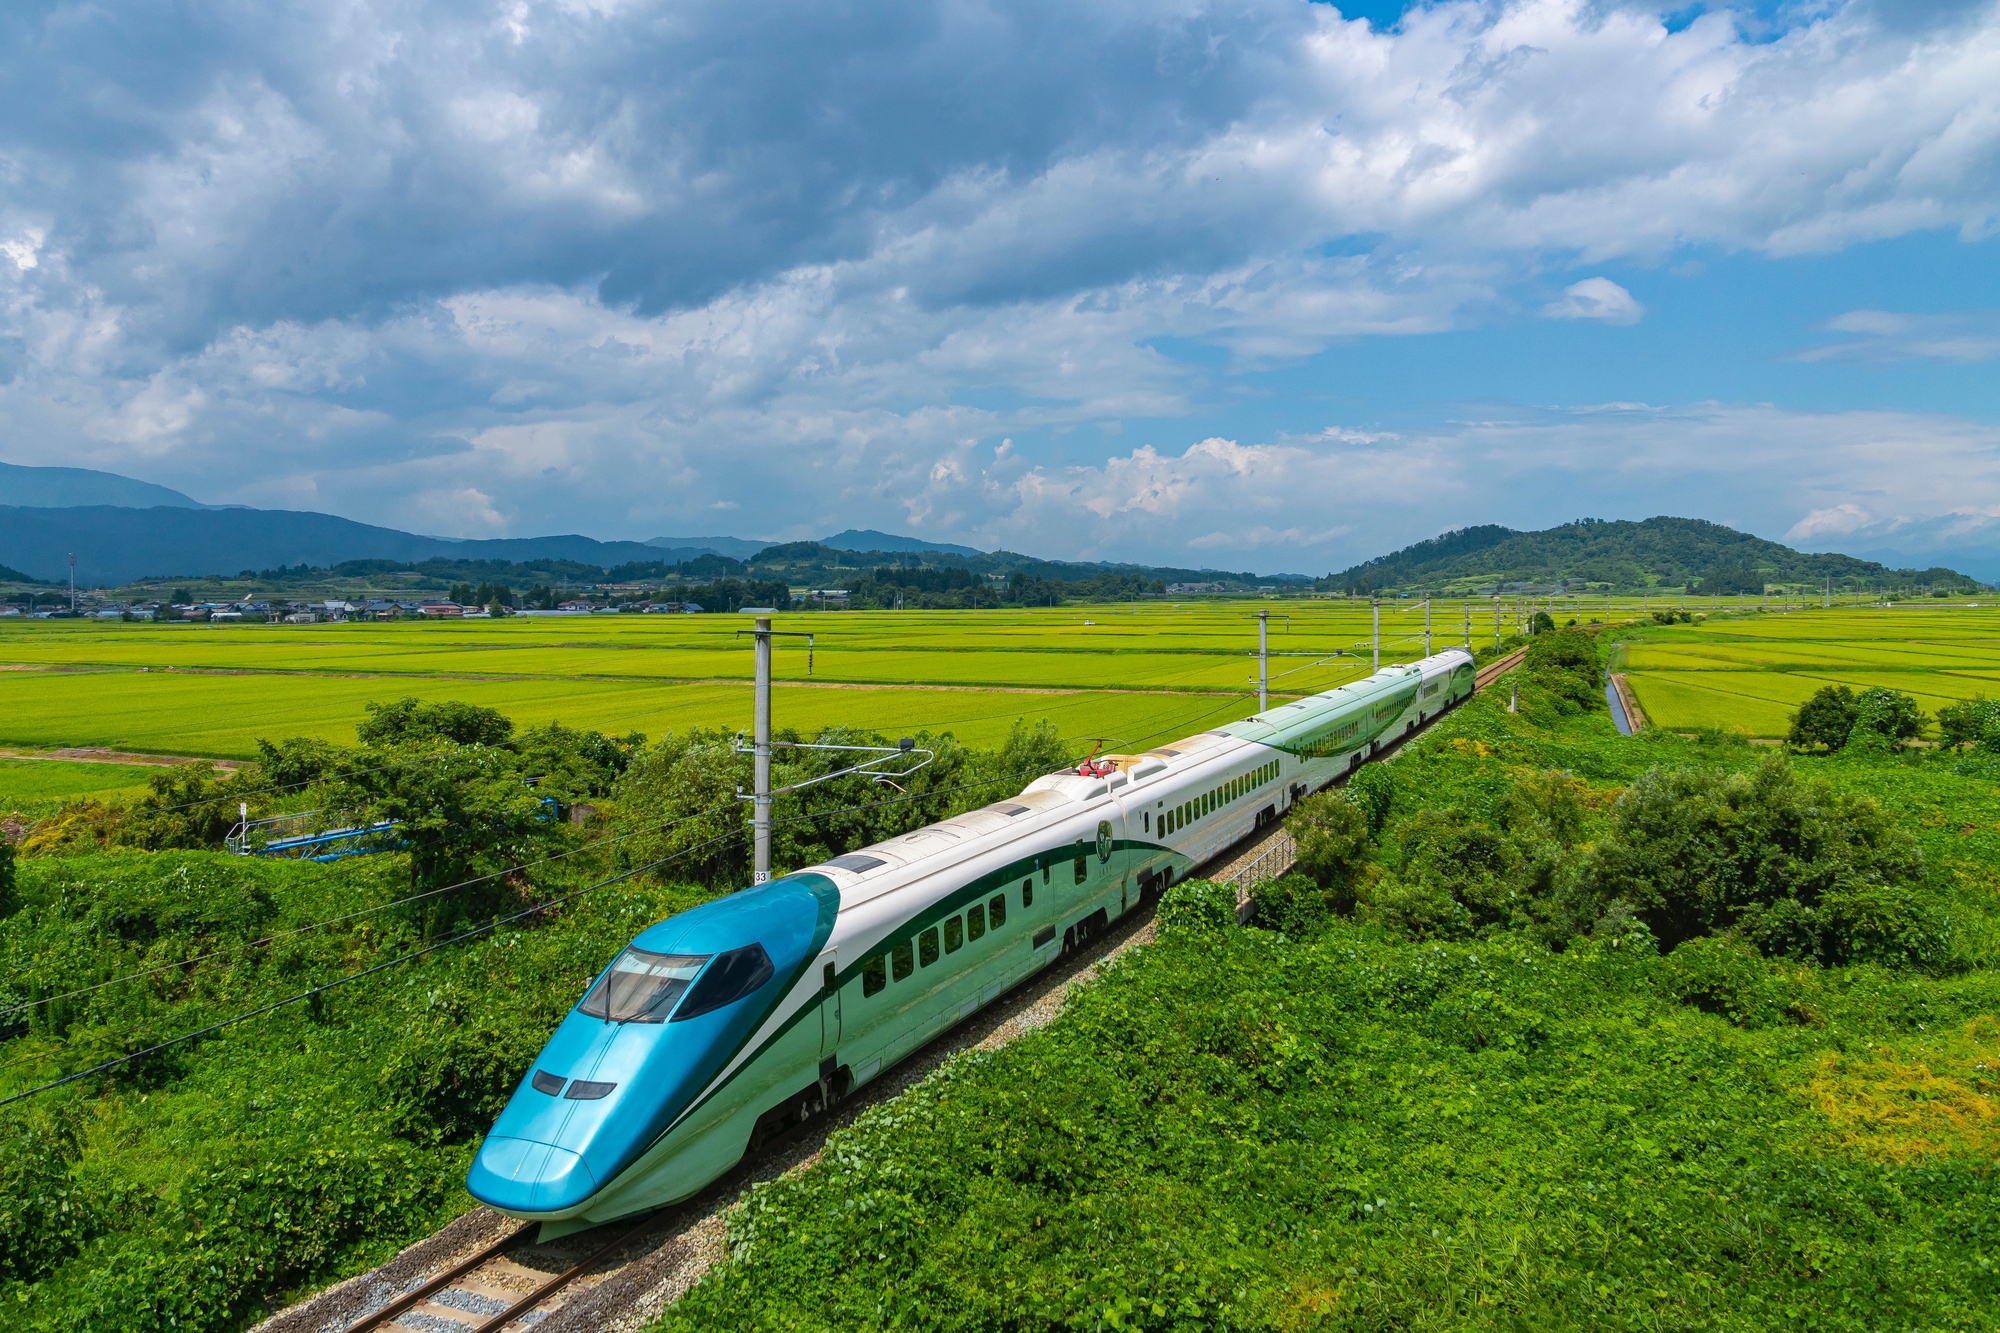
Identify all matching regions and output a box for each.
[1617,604,2000,736]
[660,695,2000,1331]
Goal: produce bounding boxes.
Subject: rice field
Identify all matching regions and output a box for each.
[0,757,154,811]
[1615,601,2000,735]
[0,600,1489,758]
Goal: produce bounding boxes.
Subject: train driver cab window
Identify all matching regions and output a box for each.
[892,939,914,981]
[580,948,710,1023]
[968,903,986,942]
[1143,811,1150,832]
[1022,879,1033,909]
[919,927,940,968]
[943,915,964,954]
[672,944,776,1022]
[989,893,1007,928]
[862,955,886,996]
[1073,849,1088,884]
[1041,857,1051,884]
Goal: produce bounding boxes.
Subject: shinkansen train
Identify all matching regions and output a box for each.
[468,647,1476,1235]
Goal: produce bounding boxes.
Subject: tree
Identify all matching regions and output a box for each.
[1571,755,1922,953]
[1287,790,1373,912]
[1850,686,1922,746]
[1935,695,2000,748]
[1530,610,1555,634]
[357,698,514,748]
[1787,685,1857,751]
[112,762,242,850]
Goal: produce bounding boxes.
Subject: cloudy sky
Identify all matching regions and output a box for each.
[3,0,1999,574]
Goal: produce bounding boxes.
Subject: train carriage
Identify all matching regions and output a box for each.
[468,647,1476,1235]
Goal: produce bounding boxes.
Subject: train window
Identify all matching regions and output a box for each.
[1022,879,1033,908]
[1073,852,1087,884]
[990,894,1007,928]
[862,956,886,996]
[672,944,777,1021]
[967,904,986,942]
[919,927,940,967]
[531,1070,566,1096]
[892,939,914,981]
[565,1080,617,1100]
[1143,811,1150,832]
[943,916,964,954]
[1041,858,1051,884]
[580,947,711,1023]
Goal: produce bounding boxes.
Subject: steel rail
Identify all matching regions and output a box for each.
[340,1224,532,1332]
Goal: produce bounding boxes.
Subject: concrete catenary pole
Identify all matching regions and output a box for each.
[68,553,76,615]
[752,615,773,885]
[1258,607,1268,713]
[1424,596,1432,657]
[1462,602,1470,648]
[1371,598,1380,671]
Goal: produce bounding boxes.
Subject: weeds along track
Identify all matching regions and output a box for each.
[260,665,1514,1333]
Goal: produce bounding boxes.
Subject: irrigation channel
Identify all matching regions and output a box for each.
[259,645,1532,1333]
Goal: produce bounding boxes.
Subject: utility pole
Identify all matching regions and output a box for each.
[1258,607,1268,712]
[751,615,773,884]
[1493,597,1500,651]
[1371,597,1380,671]
[68,553,76,615]
[1462,602,1470,648]
[1424,595,1432,657]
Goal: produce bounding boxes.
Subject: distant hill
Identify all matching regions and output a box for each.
[1,461,210,510]
[0,562,48,584]
[1327,517,1980,594]
[819,529,983,557]
[0,505,672,586]
[644,534,777,560]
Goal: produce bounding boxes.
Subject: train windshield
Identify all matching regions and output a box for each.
[579,948,712,1023]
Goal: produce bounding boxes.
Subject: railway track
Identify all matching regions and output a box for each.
[267,656,1535,1333]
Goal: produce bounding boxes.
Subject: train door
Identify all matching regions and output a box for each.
[815,948,841,1062]
[1098,806,1129,915]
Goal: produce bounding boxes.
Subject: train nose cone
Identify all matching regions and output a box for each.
[467,1136,599,1213]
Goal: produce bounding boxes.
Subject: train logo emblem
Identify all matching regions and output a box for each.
[1096,820,1113,863]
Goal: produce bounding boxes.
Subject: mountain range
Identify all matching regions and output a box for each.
[0,463,1036,584]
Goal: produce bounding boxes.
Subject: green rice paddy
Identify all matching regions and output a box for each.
[1616,601,2000,735]
[0,758,153,810]
[0,602,1478,758]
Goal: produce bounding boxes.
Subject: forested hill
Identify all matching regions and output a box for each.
[1326,517,1980,595]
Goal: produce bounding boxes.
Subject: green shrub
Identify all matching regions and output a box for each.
[1788,684,1858,751]
[1520,625,1600,713]
[0,1112,102,1282]
[1358,874,1472,940]
[1156,877,1237,933]
[1249,872,1333,938]
[0,841,14,916]
[1345,762,1395,833]
[1573,754,1922,952]
[1286,790,1372,910]
[1934,694,2000,748]
[1818,884,1956,971]
[1658,936,1809,1028]
[1850,685,1923,746]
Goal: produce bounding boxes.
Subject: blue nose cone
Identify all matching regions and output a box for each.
[467,873,839,1215]
[467,1137,598,1212]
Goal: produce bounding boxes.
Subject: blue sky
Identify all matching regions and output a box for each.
[2,0,1998,575]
